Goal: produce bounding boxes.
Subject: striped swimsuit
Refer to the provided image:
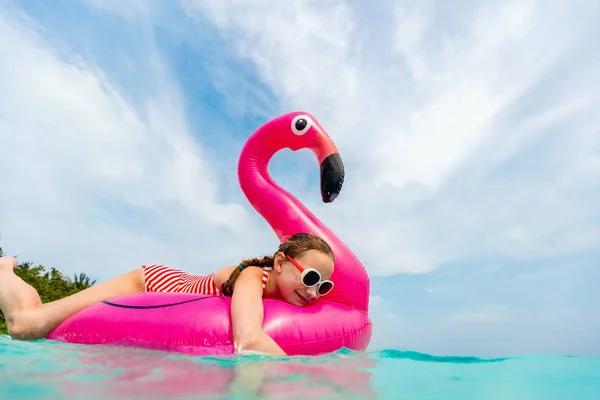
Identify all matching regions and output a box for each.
[142,264,271,295]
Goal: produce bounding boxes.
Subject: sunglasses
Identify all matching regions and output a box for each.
[285,255,334,296]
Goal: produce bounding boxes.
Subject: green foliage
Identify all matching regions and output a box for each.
[0,246,96,335]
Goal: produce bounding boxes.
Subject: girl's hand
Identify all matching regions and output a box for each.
[230,267,287,356]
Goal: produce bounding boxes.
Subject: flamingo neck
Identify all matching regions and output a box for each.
[238,138,321,240]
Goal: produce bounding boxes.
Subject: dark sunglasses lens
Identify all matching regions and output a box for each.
[318,281,333,295]
[303,270,320,287]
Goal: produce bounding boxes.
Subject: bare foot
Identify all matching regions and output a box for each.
[0,257,43,338]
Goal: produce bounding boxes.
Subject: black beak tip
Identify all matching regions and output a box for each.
[320,153,345,203]
[323,190,340,203]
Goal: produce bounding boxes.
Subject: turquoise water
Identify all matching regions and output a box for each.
[1,335,599,399]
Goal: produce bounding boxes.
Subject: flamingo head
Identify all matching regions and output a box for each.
[274,111,345,203]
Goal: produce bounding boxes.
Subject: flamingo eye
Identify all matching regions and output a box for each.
[291,115,312,135]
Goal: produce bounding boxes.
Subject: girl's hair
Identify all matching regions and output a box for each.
[220,233,334,296]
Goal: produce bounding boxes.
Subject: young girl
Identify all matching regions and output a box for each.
[0,233,335,356]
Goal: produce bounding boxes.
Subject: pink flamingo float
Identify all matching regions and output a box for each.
[47,112,372,356]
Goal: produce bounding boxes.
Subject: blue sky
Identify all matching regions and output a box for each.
[0,0,598,357]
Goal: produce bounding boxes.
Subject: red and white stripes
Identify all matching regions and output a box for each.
[143,264,220,295]
[261,269,269,289]
[142,264,272,295]
[180,272,220,295]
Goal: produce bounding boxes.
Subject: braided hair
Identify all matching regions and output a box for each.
[220,233,333,296]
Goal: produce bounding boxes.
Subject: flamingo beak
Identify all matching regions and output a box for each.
[320,153,345,203]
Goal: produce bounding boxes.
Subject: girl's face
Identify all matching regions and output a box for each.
[273,250,334,307]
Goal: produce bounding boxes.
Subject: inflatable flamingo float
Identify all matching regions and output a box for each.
[47,112,372,356]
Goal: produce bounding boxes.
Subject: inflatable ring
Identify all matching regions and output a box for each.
[47,112,372,356]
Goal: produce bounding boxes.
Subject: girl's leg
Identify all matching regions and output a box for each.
[0,257,145,340]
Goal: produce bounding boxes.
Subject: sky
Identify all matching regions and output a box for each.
[0,0,599,357]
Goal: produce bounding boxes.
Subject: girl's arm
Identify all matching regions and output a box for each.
[230,267,287,356]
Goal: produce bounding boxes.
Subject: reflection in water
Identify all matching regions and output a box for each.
[6,337,597,399]
[49,344,377,399]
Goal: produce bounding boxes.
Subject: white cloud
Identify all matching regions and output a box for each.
[1,0,598,281]
[0,8,263,278]
[183,0,600,275]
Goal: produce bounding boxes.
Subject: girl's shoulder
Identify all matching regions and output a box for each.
[239,265,272,289]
